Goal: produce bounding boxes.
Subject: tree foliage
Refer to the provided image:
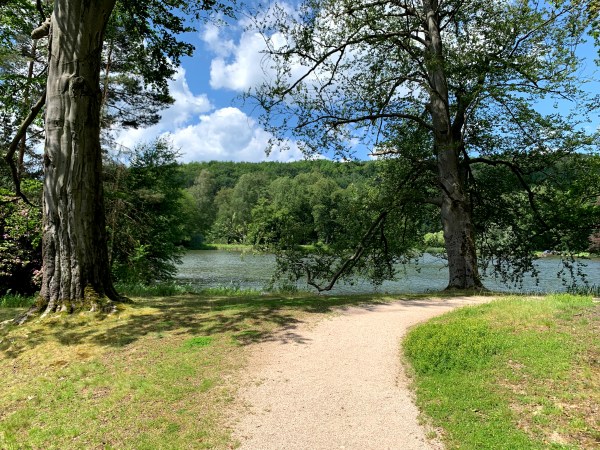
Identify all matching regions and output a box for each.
[106,139,191,283]
[247,0,599,290]
[0,180,42,296]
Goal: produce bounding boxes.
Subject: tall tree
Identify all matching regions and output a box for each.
[252,0,597,290]
[107,139,189,283]
[9,0,231,320]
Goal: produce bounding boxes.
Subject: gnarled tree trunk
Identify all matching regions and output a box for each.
[423,0,484,290]
[40,0,120,314]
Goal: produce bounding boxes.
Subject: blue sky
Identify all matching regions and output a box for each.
[115,13,308,163]
[114,6,600,164]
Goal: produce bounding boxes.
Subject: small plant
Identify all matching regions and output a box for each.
[566,284,600,296]
[0,293,36,308]
[197,285,263,296]
[183,336,213,348]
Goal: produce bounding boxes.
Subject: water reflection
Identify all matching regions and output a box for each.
[176,250,599,294]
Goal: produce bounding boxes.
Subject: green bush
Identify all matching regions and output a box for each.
[423,231,445,249]
[404,319,505,375]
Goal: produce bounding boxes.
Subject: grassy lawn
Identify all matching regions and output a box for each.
[0,292,401,449]
[2,292,598,449]
[403,294,600,449]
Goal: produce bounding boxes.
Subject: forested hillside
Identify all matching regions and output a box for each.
[2,144,599,297]
[179,159,382,247]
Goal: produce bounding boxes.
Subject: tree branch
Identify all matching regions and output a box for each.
[4,90,46,205]
[468,156,551,230]
[298,112,434,133]
[36,0,45,24]
[305,211,388,292]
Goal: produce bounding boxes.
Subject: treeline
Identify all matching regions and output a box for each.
[1,138,599,296]
[0,140,386,295]
[179,159,384,247]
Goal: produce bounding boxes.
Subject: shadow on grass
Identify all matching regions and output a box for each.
[0,291,484,359]
[0,294,361,357]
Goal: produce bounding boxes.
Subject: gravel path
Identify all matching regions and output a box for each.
[232,296,494,450]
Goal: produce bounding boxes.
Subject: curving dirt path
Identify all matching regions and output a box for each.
[231,296,495,450]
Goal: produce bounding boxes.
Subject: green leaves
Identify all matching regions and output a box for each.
[105,139,189,283]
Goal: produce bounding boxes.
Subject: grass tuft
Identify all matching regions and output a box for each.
[404,319,506,375]
[184,336,214,348]
[567,284,600,297]
[114,282,189,297]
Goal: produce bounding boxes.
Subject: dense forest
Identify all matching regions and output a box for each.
[2,139,598,296]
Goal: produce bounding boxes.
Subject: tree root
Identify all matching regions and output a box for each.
[12,289,132,325]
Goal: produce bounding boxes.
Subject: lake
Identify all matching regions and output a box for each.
[176,250,600,295]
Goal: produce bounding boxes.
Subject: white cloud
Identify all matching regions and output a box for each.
[166,107,305,162]
[114,53,307,163]
[202,4,306,93]
[207,30,273,91]
[114,67,212,149]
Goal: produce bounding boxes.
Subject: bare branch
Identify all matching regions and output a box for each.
[36,0,45,24]
[4,90,46,205]
[298,112,434,133]
[269,30,427,103]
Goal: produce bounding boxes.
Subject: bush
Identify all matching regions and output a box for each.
[0,293,36,308]
[423,231,445,249]
[0,182,42,296]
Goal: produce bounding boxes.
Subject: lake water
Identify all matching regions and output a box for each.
[176,250,600,295]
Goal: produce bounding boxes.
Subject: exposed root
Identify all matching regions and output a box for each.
[12,287,131,325]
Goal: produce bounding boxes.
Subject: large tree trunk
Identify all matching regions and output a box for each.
[422,0,484,290]
[40,0,120,313]
[437,142,483,289]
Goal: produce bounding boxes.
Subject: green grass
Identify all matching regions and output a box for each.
[0,291,407,449]
[114,282,190,297]
[567,284,600,297]
[403,294,600,449]
[3,292,597,449]
[0,293,36,309]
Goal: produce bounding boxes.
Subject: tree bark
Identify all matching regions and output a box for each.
[422,0,484,290]
[40,0,120,313]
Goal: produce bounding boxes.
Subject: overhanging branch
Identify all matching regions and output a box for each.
[306,211,388,292]
[468,156,551,230]
[4,90,46,205]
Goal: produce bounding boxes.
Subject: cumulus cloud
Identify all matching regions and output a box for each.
[167,107,305,162]
[113,32,309,163]
[202,5,306,93]
[114,67,212,149]
[114,67,305,162]
[206,29,274,92]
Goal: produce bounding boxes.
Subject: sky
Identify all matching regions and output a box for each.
[113,5,600,164]
[115,13,308,164]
